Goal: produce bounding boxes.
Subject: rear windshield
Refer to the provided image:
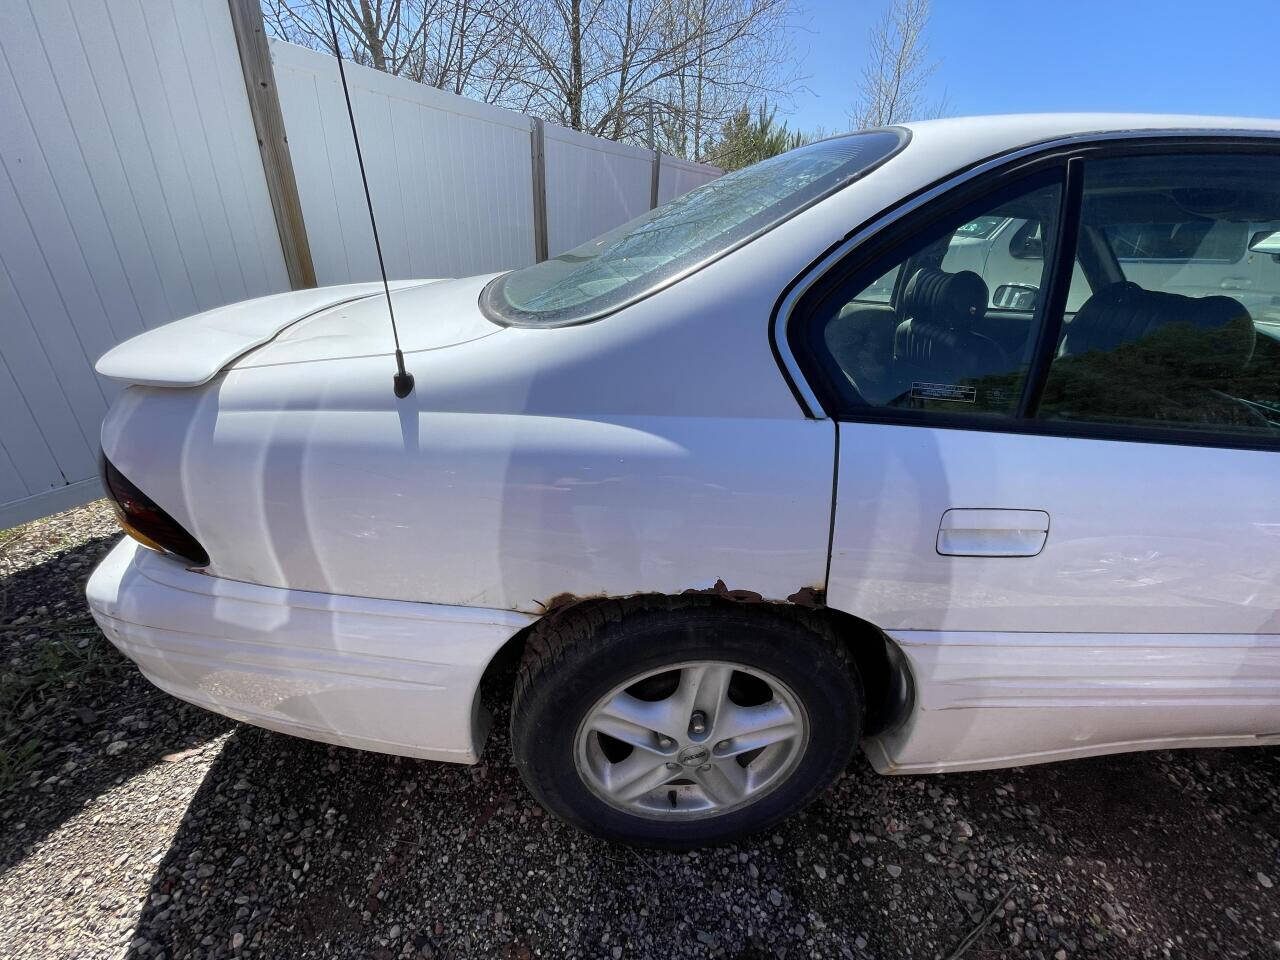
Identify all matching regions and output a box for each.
[480,129,908,327]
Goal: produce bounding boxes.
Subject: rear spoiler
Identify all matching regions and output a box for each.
[96,281,429,388]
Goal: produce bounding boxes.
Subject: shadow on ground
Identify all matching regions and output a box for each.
[0,531,233,874]
[4,520,1277,958]
[120,701,1280,960]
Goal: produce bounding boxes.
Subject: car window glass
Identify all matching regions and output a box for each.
[481,129,907,327]
[940,217,1091,313]
[1105,220,1245,262]
[849,264,901,304]
[960,217,1091,311]
[804,176,1063,416]
[953,215,1006,240]
[1036,153,1280,438]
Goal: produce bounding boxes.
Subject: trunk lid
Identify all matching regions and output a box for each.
[96,276,501,387]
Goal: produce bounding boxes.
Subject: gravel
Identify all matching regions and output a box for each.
[2,502,1279,959]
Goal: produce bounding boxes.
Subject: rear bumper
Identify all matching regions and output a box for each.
[86,539,534,763]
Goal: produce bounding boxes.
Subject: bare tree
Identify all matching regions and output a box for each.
[417,0,537,104]
[652,0,802,161]
[260,0,803,161]
[261,0,535,108]
[262,0,421,73]
[849,0,946,129]
[498,0,798,147]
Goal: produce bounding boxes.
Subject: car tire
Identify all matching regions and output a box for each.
[510,595,863,848]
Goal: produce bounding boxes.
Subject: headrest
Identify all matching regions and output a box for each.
[1064,281,1255,376]
[1161,292,1256,377]
[901,268,988,330]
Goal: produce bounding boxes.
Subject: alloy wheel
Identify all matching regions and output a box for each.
[573,661,809,820]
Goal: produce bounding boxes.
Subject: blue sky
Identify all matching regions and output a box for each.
[786,0,1280,135]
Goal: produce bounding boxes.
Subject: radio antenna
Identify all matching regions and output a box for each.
[324,0,414,399]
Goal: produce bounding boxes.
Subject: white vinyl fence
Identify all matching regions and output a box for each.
[0,0,288,527]
[658,154,723,207]
[0,4,719,528]
[543,123,655,256]
[271,40,538,284]
[271,40,719,278]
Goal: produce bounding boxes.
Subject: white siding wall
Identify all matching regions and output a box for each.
[0,0,289,528]
[271,41,537,284]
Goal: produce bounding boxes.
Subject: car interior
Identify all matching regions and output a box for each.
[815,166,1280,434]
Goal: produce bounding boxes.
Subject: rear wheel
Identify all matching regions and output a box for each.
[510,596,863,847]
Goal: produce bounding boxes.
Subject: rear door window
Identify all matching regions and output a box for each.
[1104,220,1245,262]
[1036,153,1280,438]
[790,144,1280,449]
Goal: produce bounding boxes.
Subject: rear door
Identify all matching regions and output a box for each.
[786,141,1280,772]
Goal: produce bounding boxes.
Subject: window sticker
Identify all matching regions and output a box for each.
[911,382,977,403]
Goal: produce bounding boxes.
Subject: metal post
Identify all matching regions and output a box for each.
[646,100,660,211]
[529,117,549,262]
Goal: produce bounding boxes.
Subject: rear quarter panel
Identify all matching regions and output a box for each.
[100,235,841,612]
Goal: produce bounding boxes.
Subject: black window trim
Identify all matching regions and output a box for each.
[775,133,1280,454]
[1016,155,1083,418]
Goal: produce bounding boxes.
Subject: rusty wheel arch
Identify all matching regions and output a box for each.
[479,587,913,740]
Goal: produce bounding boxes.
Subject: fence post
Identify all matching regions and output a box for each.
[529,118,549,263]
[227,0,316,289]
[650,149,661,210]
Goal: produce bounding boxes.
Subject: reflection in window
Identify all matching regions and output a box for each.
[1038,154,1280,438]
[804,178,1063,417]
[954,215,1007,240]
[1104,221,1244,262]
[483,130,906,326]
[850,265,901,304]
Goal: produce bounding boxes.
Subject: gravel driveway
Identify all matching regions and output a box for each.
[1,503,1278,960]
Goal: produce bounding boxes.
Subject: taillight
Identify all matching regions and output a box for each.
[100,456,209,567]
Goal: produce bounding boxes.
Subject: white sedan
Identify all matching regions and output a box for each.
[87,114,1280,847]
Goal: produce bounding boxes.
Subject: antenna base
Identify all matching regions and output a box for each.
[393,370,415,398]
